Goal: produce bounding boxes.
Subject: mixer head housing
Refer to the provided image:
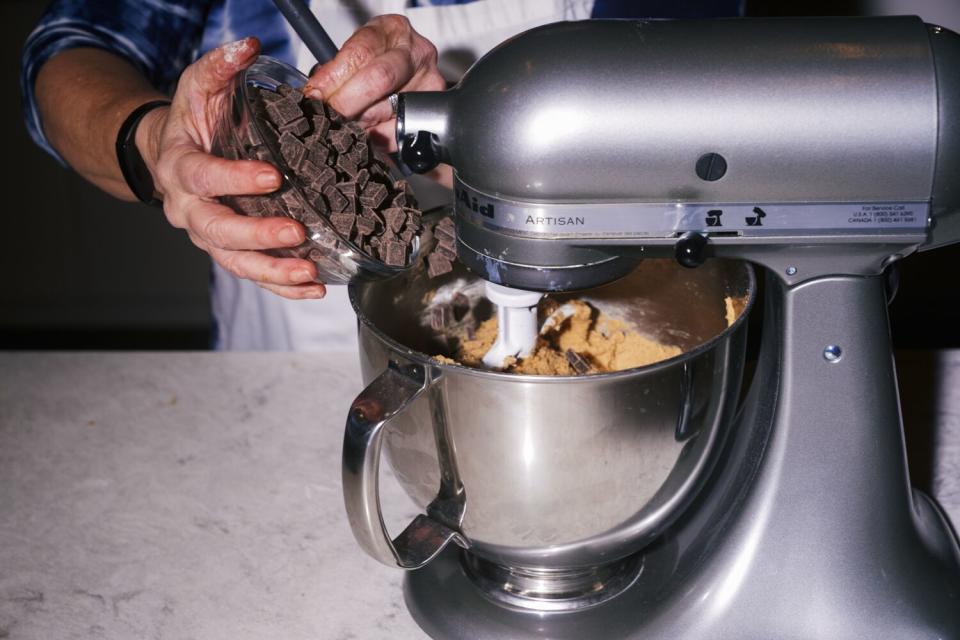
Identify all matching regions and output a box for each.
[398,17,960,290]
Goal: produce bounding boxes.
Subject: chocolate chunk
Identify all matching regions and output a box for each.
[299,208,322,226]
[430,304,453,331]
[328,129,354,153]
[301,186,323,208]
[355,168,370,190]
[344,121,364,137]
[383,240,407,266]
[279,189,305,215]
[311,165,337,191]
[251,145,273,162]
[310,114,330,139]
[336,154,359,178]
[427,253,453,278]
[330,212,356,236]
[323,185,348,213]
[349,140,368,164]
[307,143,329,167]
[359,182,388,208]
[391,191,407,208]
[260,88,283,103]
[356,214,377,237]
[279,132,308,170]
[335,182,357,197]
[565,349,591,375]
[435,218,455,240]
[342,193,358,215]
[299,159,324,183]
[435,242,457,261]
[279,116,309,136]
[400,227,416,244]
[276,83,297,99]
[382,207,406,233]
[404,208,422,229]
[265,98,302,126]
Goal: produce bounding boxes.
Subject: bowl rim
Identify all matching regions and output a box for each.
[349,255,757,382]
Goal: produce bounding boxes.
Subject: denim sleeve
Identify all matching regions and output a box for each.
[21,0,209,165]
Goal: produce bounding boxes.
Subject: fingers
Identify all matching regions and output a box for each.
[306,22,389,101]
[258,281,327,300]
[207,246,321,290]
[174,150,281,197]
[184,37,261,97]
[322,48,414,119]
[172,199,305,251]
[305,14,441,119]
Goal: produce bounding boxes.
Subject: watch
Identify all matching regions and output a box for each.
[115,99,171,206]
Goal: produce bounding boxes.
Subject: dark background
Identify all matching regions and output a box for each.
[1,0,958,350]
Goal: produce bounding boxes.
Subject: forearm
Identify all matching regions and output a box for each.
[35,47,168,201]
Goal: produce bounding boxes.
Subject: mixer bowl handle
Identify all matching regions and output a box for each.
[342,361,465,569]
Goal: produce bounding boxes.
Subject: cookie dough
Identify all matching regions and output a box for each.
[453,300,681,375]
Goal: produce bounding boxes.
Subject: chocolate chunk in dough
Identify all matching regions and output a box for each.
[427,253,453,278]
[323,185,348,213]
[330,212,356,236]
[359,182,388,208]
[565,349,592,375]
[431,304,453,331]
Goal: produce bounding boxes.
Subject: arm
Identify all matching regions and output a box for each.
[35,47,167,200]
[33,39,325,299]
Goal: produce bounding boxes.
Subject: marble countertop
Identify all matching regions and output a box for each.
[0,351,957,640]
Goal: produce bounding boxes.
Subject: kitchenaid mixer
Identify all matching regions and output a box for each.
[343,16,960,639]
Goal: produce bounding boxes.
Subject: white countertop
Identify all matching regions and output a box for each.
[0,351,958,640]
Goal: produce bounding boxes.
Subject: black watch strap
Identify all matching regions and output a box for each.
[115,99,170,206]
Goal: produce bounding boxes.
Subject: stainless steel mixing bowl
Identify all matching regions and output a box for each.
[343,252,754,576]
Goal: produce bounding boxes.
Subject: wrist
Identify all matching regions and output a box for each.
[133,104,169,199]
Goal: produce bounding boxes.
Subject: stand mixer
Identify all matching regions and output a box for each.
[342,16,960,638]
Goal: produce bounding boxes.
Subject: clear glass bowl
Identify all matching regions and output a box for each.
[211,56,419,285]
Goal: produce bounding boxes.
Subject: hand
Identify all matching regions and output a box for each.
[304,14,447,152]
[144,38,325,300]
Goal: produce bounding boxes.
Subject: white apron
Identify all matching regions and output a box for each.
[211,0,594,351]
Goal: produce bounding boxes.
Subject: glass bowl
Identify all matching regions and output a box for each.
[211,56,420,285]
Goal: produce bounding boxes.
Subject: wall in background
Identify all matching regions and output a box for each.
[0,1,210,348]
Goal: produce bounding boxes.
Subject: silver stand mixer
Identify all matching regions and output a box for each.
[343,17,960,638]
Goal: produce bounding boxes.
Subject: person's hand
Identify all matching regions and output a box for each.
[143,38,325,300]
[304,14,447,152]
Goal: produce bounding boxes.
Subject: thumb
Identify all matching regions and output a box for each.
[185,37,261,97]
